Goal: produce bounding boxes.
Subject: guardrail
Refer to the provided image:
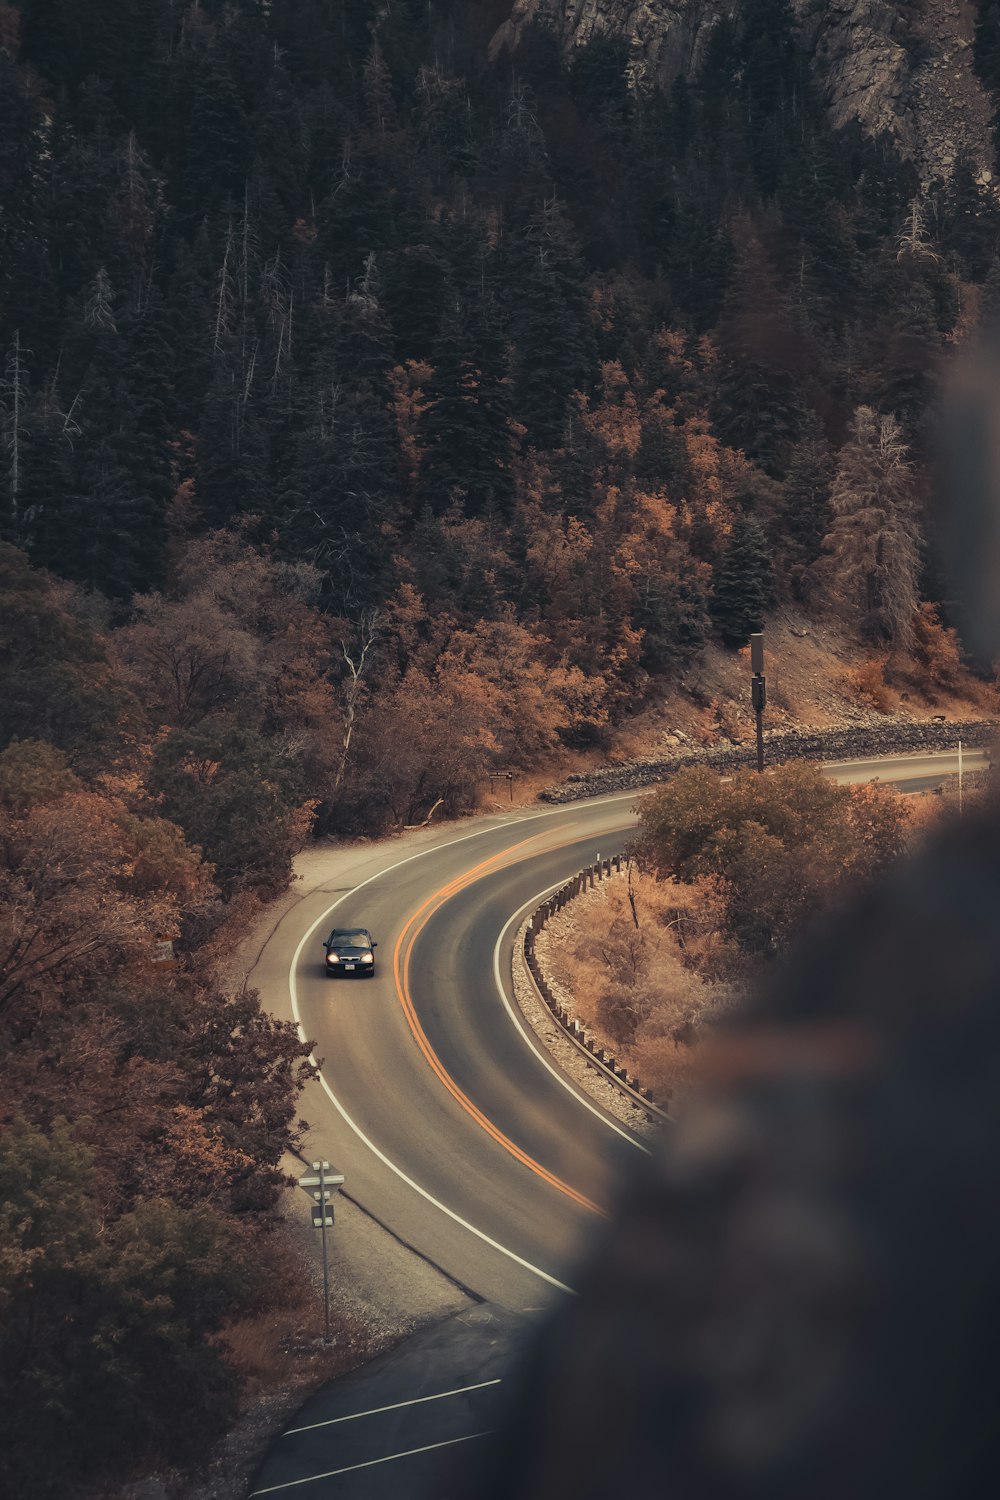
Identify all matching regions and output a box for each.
[523,854,671,1123]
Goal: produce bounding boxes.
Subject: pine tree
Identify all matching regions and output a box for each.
[665,188,732,331]
[942,157,1000,281]
[0,56,52,359]
[9,379,76,567]
[277,380,399,611]
[332,258,396,401]
[0,330,28,537]
[418,305,514,517]
[196,362,271,528]
[875,273,941,435]
[779,413,834,580]
[668,72,696,157]
[710,514,773,646]
[510,199,596,449]
[712,221,803,474]
[739,0,802,197]
[363,37,398,141]
[822,406,920,644]
[175,53,254,225]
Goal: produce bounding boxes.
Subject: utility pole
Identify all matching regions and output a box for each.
[750,632,766,773]
[958,738,963,815]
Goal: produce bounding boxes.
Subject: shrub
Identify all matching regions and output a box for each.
[843,654,893,713]
[910,602,965,695]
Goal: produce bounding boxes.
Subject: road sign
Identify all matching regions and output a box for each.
[296,1160,344,1344]
[298,1159,345,1192]
[298,1172,345,1190]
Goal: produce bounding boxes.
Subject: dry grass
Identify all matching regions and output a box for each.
[535,868,735,1106]
[216,1229,380,1410]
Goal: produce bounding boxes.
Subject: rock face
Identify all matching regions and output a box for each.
[492,0,993,182]
[799,0,992,183]
[492,1,728,87]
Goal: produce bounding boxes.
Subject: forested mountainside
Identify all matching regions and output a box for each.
[4,1,1000,707]
[2,3,1000,1491]
[497,1,996,184]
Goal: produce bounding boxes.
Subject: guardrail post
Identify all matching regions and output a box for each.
[520,851,665,1119]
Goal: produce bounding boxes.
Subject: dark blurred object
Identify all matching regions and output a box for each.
[448,796,1000,1499]
[938,340,1000,667]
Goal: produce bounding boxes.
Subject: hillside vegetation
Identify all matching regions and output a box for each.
[2,1,999,826]
[536,761,914,1102]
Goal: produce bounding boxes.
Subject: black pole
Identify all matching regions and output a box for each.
[750,633,765,773]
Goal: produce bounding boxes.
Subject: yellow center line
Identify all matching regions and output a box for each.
[392,832,606,1218]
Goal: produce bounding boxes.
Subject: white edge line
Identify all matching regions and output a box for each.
[283,1378,502,1436]
[492,883,650,1154]
[289,835,579,1296]
[250,1431,493,1494]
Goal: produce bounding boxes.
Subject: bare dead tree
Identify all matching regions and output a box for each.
[331,610,381,798]
[897,197,939,264]
[213,221,235,355]
[627,858,640,930]
[84,267,118,332]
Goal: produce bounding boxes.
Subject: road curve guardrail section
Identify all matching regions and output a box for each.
[523,854,671,1123]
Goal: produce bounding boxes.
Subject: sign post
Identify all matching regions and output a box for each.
[298,1160,345,1344]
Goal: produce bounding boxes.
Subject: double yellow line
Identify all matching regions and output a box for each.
[391,833,605,1218]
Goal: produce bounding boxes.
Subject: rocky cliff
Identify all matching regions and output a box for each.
[492,0,994,183]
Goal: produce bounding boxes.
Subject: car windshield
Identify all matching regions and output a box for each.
[329,932,370,949]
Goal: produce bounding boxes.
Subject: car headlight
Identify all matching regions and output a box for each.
[326,953,339,963]
[362,953,374,964]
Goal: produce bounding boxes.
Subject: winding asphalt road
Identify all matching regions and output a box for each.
[285,791,648,1308]
[247,746,987,1496]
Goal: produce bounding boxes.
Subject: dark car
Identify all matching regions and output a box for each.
[322,927,377,977]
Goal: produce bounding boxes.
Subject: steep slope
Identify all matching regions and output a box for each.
[492,0,994,182]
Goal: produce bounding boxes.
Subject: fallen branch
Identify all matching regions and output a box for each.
[404,797,444,830]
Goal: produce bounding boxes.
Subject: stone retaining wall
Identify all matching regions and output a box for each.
[539,719,997,804]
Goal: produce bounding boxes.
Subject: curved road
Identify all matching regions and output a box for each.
[246,748,987,1497]
[288,795,645,1310]
[255,747,986,1314]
